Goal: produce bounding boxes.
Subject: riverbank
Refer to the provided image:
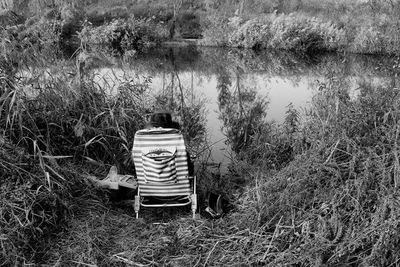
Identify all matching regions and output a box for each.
[161,38,199,47]
[75,12,400,55]
[2,65,400,265]
[2,1,400,265]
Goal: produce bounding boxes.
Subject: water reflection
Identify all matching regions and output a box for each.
[216,65,268,154]
[94,46,398,171]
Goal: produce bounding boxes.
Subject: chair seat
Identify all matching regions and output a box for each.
[137,179,191,196]
[141,195,191,206]
[132,128,197,219]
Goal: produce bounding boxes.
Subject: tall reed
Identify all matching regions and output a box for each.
[230,75,400,265]
[0,20,151,264]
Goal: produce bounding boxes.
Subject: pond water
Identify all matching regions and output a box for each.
[94,46,398,172]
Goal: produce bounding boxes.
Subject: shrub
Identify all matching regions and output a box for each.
[350,18,400,55]
[78,17,168,52]
[351,25,384,54]
[228,18,272,49]
[229,13,346,53]
[200,12,235,47]
[177,10,202,39]
[1,18,62,64]
[59,4,85,42]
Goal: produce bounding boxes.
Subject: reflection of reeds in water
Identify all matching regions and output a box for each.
[121,46,399,82]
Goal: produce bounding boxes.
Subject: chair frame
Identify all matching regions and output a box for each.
[134,175,197,219]
[132,128,197,219]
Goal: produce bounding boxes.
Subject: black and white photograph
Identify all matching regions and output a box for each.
[1,0,400,266]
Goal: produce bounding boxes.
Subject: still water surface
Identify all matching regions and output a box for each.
[95,47,396,170]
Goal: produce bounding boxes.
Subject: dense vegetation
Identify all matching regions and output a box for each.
[3,0,400,54]
[230,79,400,266]
[1,0,400,265]
[200,0,400,54]
[0,17,209,264]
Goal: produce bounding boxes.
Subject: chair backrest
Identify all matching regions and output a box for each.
[132,128,191,197]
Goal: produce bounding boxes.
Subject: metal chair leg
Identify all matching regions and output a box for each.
[191,175,197,219]
[134,188,140,219]
[191,193,197,219]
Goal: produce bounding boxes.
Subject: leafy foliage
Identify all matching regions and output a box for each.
[78,17,169,52]
[350,20,400,54]
[228,13,346,53]
[201,0,400,55]
[1,19,62,65]
[176,10,203,39]
[200,12,235,47]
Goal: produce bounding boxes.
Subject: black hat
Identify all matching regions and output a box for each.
[148,111,180,129]
[150,112,172,127]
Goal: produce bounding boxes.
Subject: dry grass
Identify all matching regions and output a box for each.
[0,134,108,265]
[42,204,281,266]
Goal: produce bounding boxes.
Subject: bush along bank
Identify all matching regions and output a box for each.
[201,12,400,55]
[5,6,399,56]
[223,77,400,265]
[78,17,169,53]
[229,14,346,53]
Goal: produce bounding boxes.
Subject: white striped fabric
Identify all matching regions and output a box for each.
[132,128,190,196]
[142,148,177,183]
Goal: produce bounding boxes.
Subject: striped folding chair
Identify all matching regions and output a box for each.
[132,128,197,219]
